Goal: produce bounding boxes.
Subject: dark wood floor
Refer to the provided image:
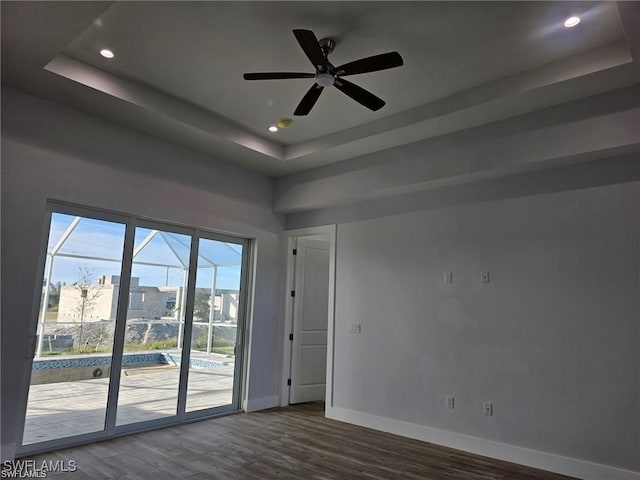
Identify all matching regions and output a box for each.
[20,402,579,479]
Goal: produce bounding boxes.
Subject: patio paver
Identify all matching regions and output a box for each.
[23,359,235,445]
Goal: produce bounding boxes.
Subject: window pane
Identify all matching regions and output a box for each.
[116,228,192,426]
[186,238,243,412]
[23,213,126,444]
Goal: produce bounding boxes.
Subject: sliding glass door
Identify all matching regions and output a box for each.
[19,204,249,453]
[115,226,191,426]
[185,236,245,413]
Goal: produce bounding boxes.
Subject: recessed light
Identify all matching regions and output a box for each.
[564,16,580,28]
[268,125,278,133]
[100,49,115,59]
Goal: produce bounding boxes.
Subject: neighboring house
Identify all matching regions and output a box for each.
[57,275,182,322]
[57,275,238,323]
[216,289,239,322]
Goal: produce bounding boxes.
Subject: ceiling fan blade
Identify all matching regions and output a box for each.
[335,52,403,76]
[294,84,324,116]
[243,72,315,80]
[334,78,385,111]
[293,29,326,70]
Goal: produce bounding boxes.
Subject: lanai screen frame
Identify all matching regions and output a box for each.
[36,215,242,357]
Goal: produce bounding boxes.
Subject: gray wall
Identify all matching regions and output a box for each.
[0,88,284,460]
[331,180,639,471]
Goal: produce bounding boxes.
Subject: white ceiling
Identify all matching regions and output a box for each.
[2,1,639,176]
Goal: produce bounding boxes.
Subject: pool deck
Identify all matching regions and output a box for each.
[23,354,235,446]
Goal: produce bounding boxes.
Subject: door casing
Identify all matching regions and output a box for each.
[289,237,330,404]
[280,225,336,408]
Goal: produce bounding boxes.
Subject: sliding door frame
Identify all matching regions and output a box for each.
[181,229,250,422]
[16,201,251,456]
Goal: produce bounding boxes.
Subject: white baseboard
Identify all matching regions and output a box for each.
[244,395,279,412]
[327,406,640,480]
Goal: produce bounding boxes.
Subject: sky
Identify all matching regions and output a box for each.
[45,213,243,291]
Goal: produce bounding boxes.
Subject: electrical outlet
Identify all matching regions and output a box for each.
[483,401,493,416]
[444,272,453,284]
[446,395,455,409]
[480,271,490,284]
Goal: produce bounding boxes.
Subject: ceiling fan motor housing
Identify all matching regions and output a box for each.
[316,72,335,87]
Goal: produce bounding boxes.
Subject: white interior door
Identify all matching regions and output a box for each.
[289,238,330,404]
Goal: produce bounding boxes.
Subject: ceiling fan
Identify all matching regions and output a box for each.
[243,29,403,116]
